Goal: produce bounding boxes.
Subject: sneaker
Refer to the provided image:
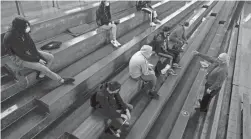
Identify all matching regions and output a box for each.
[111,40,119,47]
[109,128,120,138]
[169,69,177,76]
[124,121,130,127]
[61,78,75,84]
[173,63,182,69]
[150,22,157,27]
[149,91,160,99]
[115,40,121,46]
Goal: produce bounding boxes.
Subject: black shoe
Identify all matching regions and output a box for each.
[149,91,160,99]
[62,78,75,84]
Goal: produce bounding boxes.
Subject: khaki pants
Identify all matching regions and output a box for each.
[10,51,62,82]
[100,23,117,41]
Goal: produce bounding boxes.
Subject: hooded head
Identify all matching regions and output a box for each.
[11,17,31,34]
[218,53,229,64]
[163,26,171,36]
[140,45,153,59]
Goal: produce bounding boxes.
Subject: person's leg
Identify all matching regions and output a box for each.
[21,60,63,82]
[200,83,212,111]
[140,73,157,92]
[141,8,156,26]
[38,51,54,68]
[101,24,120,47]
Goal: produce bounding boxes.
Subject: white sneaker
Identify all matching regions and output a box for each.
[115,40,121,46]
[150,22,157,27]
[111,40,119,47]
[39,73,45,78]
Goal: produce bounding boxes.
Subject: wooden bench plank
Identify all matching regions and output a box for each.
[126,7,216,139]
[168,69,206,139]
[242,92,251,139]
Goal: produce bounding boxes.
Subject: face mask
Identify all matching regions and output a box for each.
[25,26,31,33]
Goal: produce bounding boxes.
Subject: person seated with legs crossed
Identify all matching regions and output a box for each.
[3,17,75,85]
[96,0,121,47]
[93,81,133,138]
[136,0,161,27]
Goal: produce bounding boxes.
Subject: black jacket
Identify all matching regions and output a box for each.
[96,83,127,119]
[97,5,112,26]
[3,17,41,62]
[136,1,152,11]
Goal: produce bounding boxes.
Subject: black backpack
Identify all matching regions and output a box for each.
[90,92,99,108]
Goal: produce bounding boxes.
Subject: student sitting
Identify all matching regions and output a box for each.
[96,0,121,47]
[129,45,159,99]
[169,22,189,51]
[136,0,161,26]
[94,81,133,138]
[3,17,75,85]
[149,33,177,76]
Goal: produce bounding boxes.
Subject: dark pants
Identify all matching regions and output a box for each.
[97,103,133,130]
[167,48,180,63]
[200,83,221,110]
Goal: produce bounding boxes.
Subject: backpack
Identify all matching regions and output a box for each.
[90,92,99,108]
[96,9,102,26]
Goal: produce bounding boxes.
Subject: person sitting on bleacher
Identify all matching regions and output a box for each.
[129,45,159,99]
[136,0,161,27]
[96,0,121,47]
[3,17,75,85]
[169,22,189,51]
[149,32,177,76]
[95,81,133,138]
[193,51,229,112]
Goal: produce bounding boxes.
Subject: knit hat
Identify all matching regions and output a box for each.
[107,81,121,91]
[140,45,153,58]
[218,53,229,63]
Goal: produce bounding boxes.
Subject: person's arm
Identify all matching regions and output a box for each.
[10,44,40,62]
[182,27,187,42]
[209,70,227,90]
[96,93,121,119]
[114,93,127,111]
[197,53,217,64]
[141,59,150,75]
[169,32,182,44]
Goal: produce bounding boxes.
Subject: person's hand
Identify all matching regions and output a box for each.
[206,88,212,94]
[121,114,128,121]
[193,50,199,55]
[126,109,131,120]
[39,59,46,65]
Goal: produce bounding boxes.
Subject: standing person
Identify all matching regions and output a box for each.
[169,22,189,51]
[94,81,133,138]
[96,0,121,47]
[136,0,161,26]
[193,51,229,112]
[129,45,159,99]
[3,17,75,84]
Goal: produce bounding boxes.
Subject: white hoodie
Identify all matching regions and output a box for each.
[129,45,153,78]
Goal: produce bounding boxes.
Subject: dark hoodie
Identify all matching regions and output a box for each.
[96,83,127,119]
[3,17,41,62]
[97,2,112,26]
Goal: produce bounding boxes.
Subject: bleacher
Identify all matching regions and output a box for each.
[1,1,250,139]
